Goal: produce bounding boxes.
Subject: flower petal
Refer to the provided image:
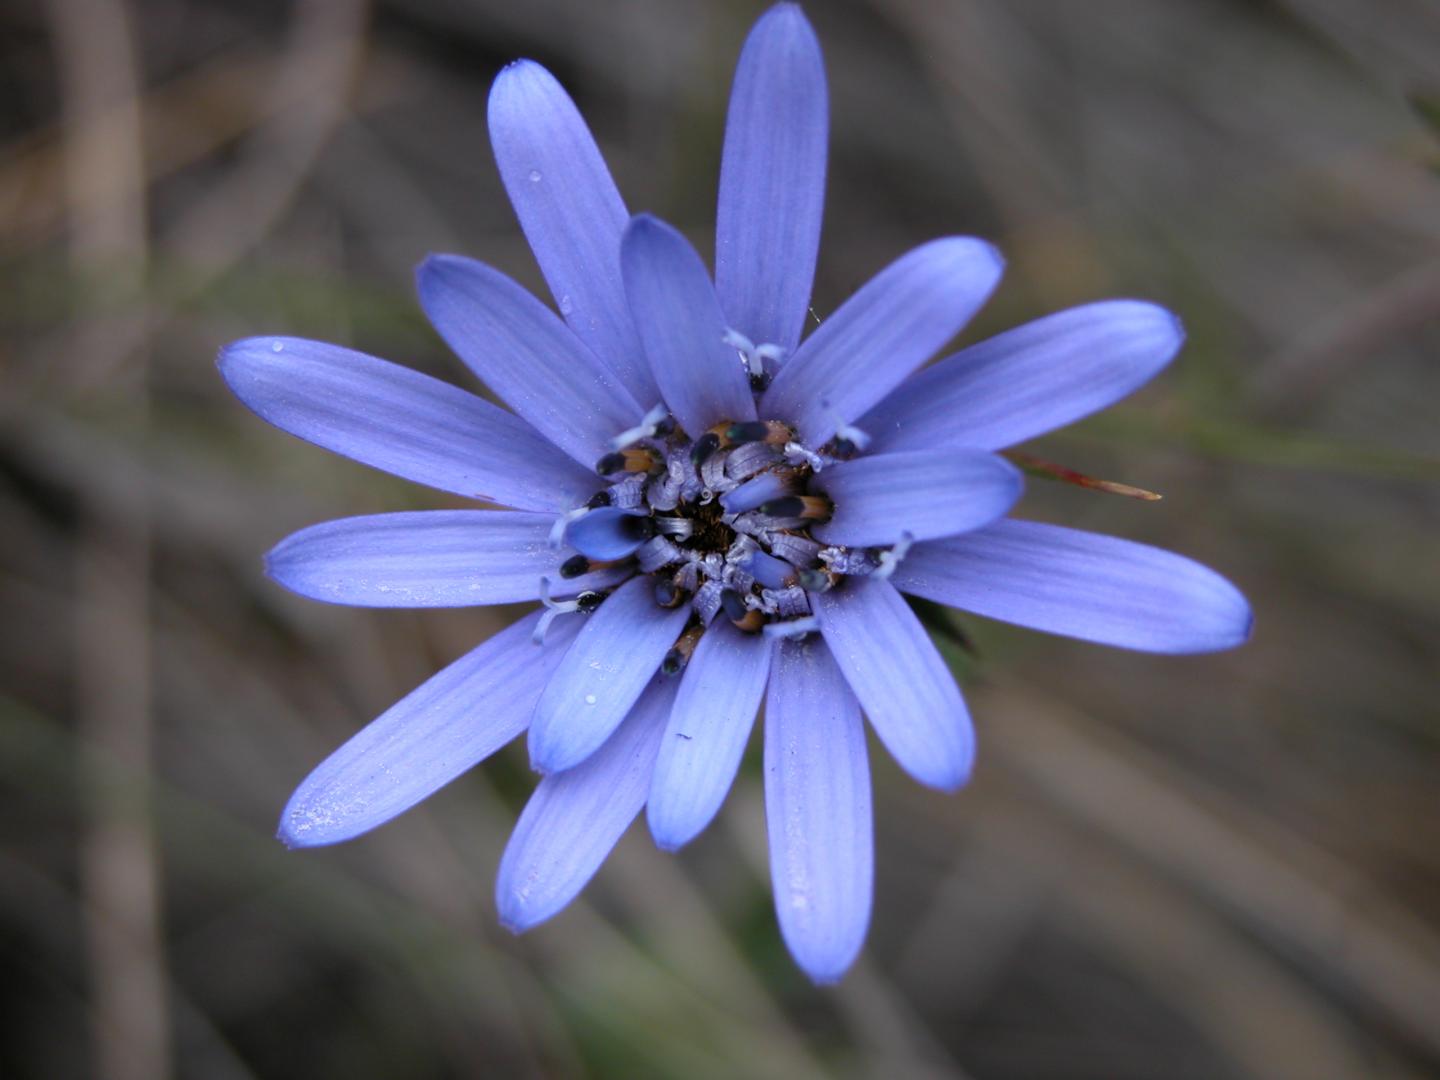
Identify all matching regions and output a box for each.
[488,62,658,406]
[279,609,581,848]
[890,519,1253,654]
[417,255,642,466]
[218,337,597,511]
[761,238,1003,446]
[862,301,1184,453]
[647,622,773,851]
[811,449,1022,547]
[265,510,619,608]
[565,506,653,562]
[528,575,692,773]
[621,215,757,438]
[497,677,678,932]
[715,3,827,353]
[813,579,973,791]
[765,636,872,983]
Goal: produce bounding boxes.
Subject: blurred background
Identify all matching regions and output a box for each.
[3,0,1439,1077]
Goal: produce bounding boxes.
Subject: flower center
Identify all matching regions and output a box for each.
[537,358,910,662]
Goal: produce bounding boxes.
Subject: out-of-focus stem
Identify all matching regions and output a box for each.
[48,1,169,1078]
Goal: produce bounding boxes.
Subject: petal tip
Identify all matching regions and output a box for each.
[495,897,539,935]
[414,251,455,284]
[1208,579,1254,652]
[215,340,238,374]
[803,965,851,987]
[623,211,669,242]
[786,941,861,985]
[1158,559,1254,654]
[490,57,555,99]
[527,730,579,776]
[1235,602,1255,646]
[275,821,305,850]
[498,904,538,938]
[261,538,313,599]
[526,745,555,776]
[915,751,974,794]
[758,2,817,36]
[1169,309,1187,345]
[276,802,346,850]
[216,336,312,393]
[968,236,1006,277]
[646,812,693,853]
[1118,298,1187,359]
[216,336,269,378]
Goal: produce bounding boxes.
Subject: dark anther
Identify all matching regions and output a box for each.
[725,420,770,445]
[720,588,765,632]
[559,554,590,579]
[620,514,657,543]
[760,494,831,522]
[720,588,748,621]
[759,495,801,518]
[690,431,721,466]
[749,370,772,393]
[575,590,606,614]
[597,447,659,476]
[661,624,704,675]
[798,567,833,592]
[832,436,859,458]
[654,577,686,608]
[652,415,676,437]
[586,491,612,509]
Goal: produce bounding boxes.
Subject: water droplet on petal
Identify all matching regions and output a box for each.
[559,294,574,315]
[527,169,542,183]
[270,340,284,353]
[584,694,597,705]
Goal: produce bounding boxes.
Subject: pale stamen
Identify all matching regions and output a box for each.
[871,531,915,582]
[723,328,787,389]
[763,616,820,639]
[821,399,871,453]
[784,441,825,471]
[548,505,589,549]
[610,403,672,451]
[533,577,603,643]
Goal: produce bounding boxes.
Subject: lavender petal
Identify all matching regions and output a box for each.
[279,610,581,847]
[497,677,678,931]
[621,214,757,439]
[529,575,692,773]
[765,635,873,983]
[811,449,1023,546]
[268,510,623,607]
[488,61,658,404]
[761,238,1003,446]
[417,255,642,466]
[891,519,1253,653]
[715,3,827,353]
[813,578,974,791]
[648,623,773,850]
[219,336,596,511]
[861,301,1184,453]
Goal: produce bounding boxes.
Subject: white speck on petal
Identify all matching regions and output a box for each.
[527,169,542,183]
[584,694,597,705]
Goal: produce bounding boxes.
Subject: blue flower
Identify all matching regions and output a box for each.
[219,3,1251,983]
